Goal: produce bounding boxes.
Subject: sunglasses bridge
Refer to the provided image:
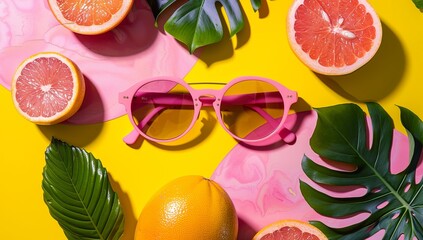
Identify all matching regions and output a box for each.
[196,95,218,106]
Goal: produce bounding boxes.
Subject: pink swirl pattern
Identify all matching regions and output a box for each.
[212,111,420,239]
[0,0,198,124]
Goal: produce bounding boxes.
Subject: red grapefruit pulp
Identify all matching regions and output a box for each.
[48,0,134,35]
[253,220,328,240]
[11,52,85,125]
[287,0,382,75]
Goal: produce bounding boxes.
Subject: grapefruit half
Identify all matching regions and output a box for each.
[253,219,328,240]
[11,52,85,125]
[47,0,134,35]
[287,0,382,75]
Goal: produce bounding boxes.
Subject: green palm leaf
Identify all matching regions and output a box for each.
[42,138,124,240]
[301,103,423,239]
[148,0,249,53]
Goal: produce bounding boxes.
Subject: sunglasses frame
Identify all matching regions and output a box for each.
[119,76,298,145]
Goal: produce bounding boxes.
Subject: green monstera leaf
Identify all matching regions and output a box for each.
[412,0,423,11]
[42,138,124,240]
[148,0,261,53]
[301,103,423,239]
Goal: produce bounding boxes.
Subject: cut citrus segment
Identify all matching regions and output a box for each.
[47,0,134,35]
[287,0,382,75]
[11,52,85,125]
[253,219,328,240]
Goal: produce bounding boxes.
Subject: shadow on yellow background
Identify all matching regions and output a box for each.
[37,74,106,147]
[317,22,405,102]
[109,173,137,240]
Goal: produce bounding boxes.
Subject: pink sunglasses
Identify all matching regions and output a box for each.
[119,76,298,145]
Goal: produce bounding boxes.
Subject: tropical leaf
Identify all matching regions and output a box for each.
[412,0,423,11]
[250,0,262,11]
[147,0,250,53]
[147,0,176,19]
[42,138,124,240]
[300,103,423,240]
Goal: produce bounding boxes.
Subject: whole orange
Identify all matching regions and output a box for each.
[135,175,238,240]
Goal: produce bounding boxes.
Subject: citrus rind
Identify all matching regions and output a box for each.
[11,52,85,125]
[287,0,382,75]
[253,219,328,240]
[47,0,134,35]
[135,175,238,240]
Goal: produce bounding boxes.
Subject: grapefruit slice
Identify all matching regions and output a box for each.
[11,52,85,125]
[47,0,134,35]
[287,0,382,75]
[253,219,328,240]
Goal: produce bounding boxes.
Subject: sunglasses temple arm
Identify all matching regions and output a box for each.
[134,92,281,106]
[123,106,167,145]
[131,92,280,108]
[132,92,194,106]
[250,106,296,144]
[123,129,141,145]
[221,92,282,105]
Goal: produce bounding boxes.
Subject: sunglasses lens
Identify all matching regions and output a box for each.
[220,80,284,140]
[130,80,194,141]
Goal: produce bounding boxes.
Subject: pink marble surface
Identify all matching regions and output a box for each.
[212,110,417,239]
[0,0,198,124]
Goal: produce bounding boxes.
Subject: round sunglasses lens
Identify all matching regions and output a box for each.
[130,80,194,141]
[220,80,284,140]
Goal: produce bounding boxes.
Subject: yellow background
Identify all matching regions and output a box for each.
[1,0,423,239]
